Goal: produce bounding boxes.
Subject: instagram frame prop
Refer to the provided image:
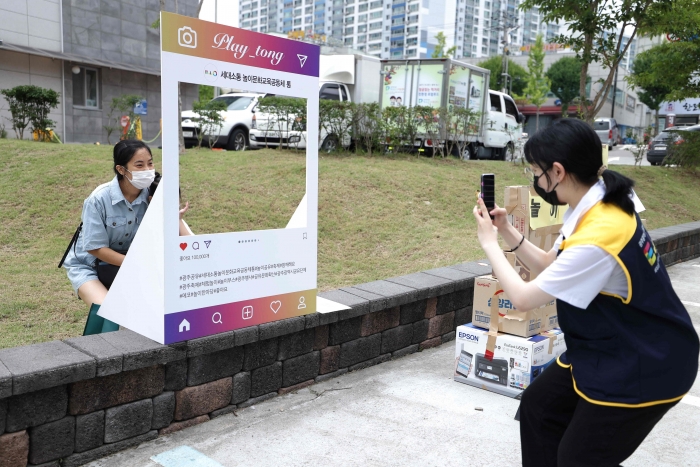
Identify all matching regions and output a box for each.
[97,12,321,344]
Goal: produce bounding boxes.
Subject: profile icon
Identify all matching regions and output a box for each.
[298,296,307,310]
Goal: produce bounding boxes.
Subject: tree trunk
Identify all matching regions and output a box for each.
[654,108,659,136]
[535,108,540,132]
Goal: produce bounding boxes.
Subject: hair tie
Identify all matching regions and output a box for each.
[597,165,607,177]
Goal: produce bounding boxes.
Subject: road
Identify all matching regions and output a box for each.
[90,258,700,467]
[608,145,651,166]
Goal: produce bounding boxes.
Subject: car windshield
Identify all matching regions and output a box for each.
[593,121,610,130]
[654,131,673,141]
[212,96,254,111]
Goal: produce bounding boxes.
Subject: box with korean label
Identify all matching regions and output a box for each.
[472,275,557,337]
[454,323,566,398]
[504,185,564,251]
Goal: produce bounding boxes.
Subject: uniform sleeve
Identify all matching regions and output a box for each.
[533,245,619,309]
[81,197,110,251]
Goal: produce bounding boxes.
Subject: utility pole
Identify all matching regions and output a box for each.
[491,9,519,95]
[610,64,618,118]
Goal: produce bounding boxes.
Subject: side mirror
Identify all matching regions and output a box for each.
[517,113,525,124]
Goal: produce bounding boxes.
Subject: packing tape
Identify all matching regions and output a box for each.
[485,289,504,361]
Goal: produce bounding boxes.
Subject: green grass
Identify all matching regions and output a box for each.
[1,139,698,348]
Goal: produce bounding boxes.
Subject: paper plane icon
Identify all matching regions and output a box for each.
[179,319,190,333]
[204,240,211,248]
[297,54,307,68]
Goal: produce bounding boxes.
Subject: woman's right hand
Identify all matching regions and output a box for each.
[490,203,509,231]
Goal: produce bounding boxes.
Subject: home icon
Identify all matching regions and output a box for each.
[179,319,191,333]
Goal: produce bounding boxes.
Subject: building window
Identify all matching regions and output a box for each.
[72,67,100,108]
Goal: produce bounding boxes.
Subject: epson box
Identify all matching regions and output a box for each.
[454,323,566,398]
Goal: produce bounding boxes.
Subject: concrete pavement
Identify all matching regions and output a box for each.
[88,258,700,467]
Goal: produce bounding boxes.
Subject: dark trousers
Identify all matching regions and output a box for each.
[520,361,678,467]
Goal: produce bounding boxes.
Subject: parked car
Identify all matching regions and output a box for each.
[648,124,700,165]
[181,92,264,150]
[248,82,353,151]
[593,118,619,150]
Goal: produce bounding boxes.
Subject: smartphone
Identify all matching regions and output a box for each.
[480,173,495,219]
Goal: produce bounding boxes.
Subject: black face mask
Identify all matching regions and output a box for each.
[533,174,566,206]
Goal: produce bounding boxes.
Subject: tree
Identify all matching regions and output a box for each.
[519,0,675,123]
[432,32,457,58]
[628,52,672,136]
[0,85,59,140]
[546,57,583,117]
[521,34,551,131]
[477,56,529,96]
[191,99,226,149]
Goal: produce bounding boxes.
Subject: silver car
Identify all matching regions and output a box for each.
[593,118,619,150]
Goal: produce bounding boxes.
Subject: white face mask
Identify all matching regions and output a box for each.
[124,169,156,190]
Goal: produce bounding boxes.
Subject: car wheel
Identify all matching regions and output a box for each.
[608,145,613,151]
[321,135,338,152]
[226,128,247,151]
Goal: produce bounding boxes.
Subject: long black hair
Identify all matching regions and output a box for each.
[523,118,635,215]
[113,140,153,180]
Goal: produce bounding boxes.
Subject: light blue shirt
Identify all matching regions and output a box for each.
[64,176,150,269]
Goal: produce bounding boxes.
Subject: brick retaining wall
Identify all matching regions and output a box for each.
[0,221,698,466]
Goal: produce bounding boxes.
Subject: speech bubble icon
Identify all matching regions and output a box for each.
[270,301,282,314]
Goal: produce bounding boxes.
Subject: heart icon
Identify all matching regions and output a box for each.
[270,301,282,314]
[179,243,187,251]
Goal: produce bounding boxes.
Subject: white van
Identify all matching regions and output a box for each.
[593,118,619,150]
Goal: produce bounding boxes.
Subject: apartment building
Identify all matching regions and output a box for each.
[238,0,560,60]
[0,0,199,143]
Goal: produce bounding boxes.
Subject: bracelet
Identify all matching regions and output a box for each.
[505,234,525,253]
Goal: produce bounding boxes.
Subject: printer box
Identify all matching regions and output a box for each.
[504,185,563,251]
[454,323,566,398]
[472,275,558,337]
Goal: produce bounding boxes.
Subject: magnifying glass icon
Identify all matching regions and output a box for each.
[212,312,223,324]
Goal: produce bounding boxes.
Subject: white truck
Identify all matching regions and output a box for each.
[379,58,525,160]
[248,55,524,159]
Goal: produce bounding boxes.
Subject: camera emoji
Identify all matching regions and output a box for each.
[242,305,254,320]
[178,26,197,48]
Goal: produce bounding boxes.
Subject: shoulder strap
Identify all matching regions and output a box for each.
[58,222,83,268]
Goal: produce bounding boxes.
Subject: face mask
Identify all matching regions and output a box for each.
[533,174,566,206]
[124,169,156,190]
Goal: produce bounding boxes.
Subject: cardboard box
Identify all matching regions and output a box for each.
[503,251,537,281]
[504,185,564,251]
[472,275,557,337]
[454,323,566,398]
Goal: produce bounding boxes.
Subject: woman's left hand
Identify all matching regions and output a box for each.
[179,201,189,220]
[473,198,499,248]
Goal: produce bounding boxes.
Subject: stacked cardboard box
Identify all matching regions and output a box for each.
[454,324,566,398]
[454,185,567,398]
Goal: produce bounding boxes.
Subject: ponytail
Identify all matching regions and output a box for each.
[600,169,635,215]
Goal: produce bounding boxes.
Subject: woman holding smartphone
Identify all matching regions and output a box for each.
[472,118,698,467]
[63,140,192,308]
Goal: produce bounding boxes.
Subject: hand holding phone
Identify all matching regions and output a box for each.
[480,173,495,219]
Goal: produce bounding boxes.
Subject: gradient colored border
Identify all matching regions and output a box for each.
[162,12,319,77]
[164,289,317,344]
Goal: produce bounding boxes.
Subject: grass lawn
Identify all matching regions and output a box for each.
[1,139,698,349]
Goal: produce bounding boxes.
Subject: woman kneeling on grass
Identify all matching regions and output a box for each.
[472,118,698,467]
[63,139,192,307]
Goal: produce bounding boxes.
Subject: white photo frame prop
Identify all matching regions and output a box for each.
[96,12,337,344]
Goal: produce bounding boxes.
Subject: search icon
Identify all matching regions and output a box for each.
[212,312,223,324]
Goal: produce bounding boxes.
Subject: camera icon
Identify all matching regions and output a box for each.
[178,26,197,49]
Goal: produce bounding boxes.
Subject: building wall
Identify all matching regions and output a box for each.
[0,49,64,140]
[0,0,62,51]
[460,51,648,130]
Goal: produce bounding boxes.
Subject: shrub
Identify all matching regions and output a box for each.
[191,99,227,149]
[0,85,60,140]
[665,131,700,172]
